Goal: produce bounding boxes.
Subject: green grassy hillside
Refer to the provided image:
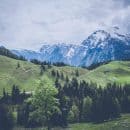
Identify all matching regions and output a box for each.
[0,55,87,95]
[0,55,130,95]
[0,55,40,94]
[79,61,130,87]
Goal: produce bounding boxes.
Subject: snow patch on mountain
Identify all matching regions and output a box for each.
[12,27,130,67]
[66,48,75,57]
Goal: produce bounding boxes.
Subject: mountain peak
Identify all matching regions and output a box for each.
[82,27,130,48]
[90,30,110,41]
[11,27,130,67]
[82,30,110,47]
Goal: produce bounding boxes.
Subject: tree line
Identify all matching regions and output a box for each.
[0,46,26,61]
[31,59,67,67]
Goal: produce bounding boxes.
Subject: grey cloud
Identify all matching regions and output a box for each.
[0,0,130,50]
[114,0,130,7]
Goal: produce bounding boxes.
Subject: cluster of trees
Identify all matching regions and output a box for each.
[30,59,51,65]
[52,62,67,67]
[0,85,30,105]
[62,80,130,122]
[51,70,65,80]
[0,105,14,130]
[0,85,31,130]
[1,77,130,130]
[13,79,130,130]
[0,46,26,61]
[82,61,111,70]
[31,59,67,67]
[51,69,79,81]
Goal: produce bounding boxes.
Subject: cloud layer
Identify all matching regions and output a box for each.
[0,0,130,50]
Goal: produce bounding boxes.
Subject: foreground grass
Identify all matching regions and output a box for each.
[69,114,130,130]
[14,114,130,130]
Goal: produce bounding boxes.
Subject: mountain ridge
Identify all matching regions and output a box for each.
[12,28,130,66]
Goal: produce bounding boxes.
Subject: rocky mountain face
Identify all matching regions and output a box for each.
[12,28,130,67]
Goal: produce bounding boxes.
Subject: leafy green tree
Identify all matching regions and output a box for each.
[68,104,79,123]
[67,110,74,123]
[82,96,93,121]
[30,76,59,130]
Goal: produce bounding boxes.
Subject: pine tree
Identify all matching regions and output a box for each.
[17,62,20,68]
[0,105,14,130]
[75,69,79,77]
[65,76,69,83]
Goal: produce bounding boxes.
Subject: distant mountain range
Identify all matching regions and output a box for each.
[10,28,130,66]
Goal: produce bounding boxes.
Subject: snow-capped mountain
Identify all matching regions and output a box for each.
[80,29,130,66]
[12,28,130,67]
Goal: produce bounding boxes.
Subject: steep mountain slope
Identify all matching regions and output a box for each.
[12,49,42,61]
[12,28,130,67]
[12,44,86,66]
[81,30,130,66]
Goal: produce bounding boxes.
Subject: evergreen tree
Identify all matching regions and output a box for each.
[0,105,14,130]
[55,78,61,90]
[51,69,56,77]
[56,71,60,78]
[65,76,69,83]
[11,85,20,104]
[61,72,64,80]
[75,69,79,77]
[17,62,20,68]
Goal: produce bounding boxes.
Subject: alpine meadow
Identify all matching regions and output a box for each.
[1,0,130,130]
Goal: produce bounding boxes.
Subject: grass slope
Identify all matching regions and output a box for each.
[69,114,130,130]
[13,114,130,130]
[68,114,130,130]
[0,55,87,95]
[79,61,130,87]
[0,55,130,95]
[0,55,40,94]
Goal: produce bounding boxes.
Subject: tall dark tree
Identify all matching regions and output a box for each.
[75,69,79,77]
[0,105,14,130]
[12,85,20,104]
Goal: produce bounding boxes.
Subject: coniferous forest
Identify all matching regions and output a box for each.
[1,71,130,130]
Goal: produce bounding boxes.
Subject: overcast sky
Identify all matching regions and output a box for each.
[0,0,130,50]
